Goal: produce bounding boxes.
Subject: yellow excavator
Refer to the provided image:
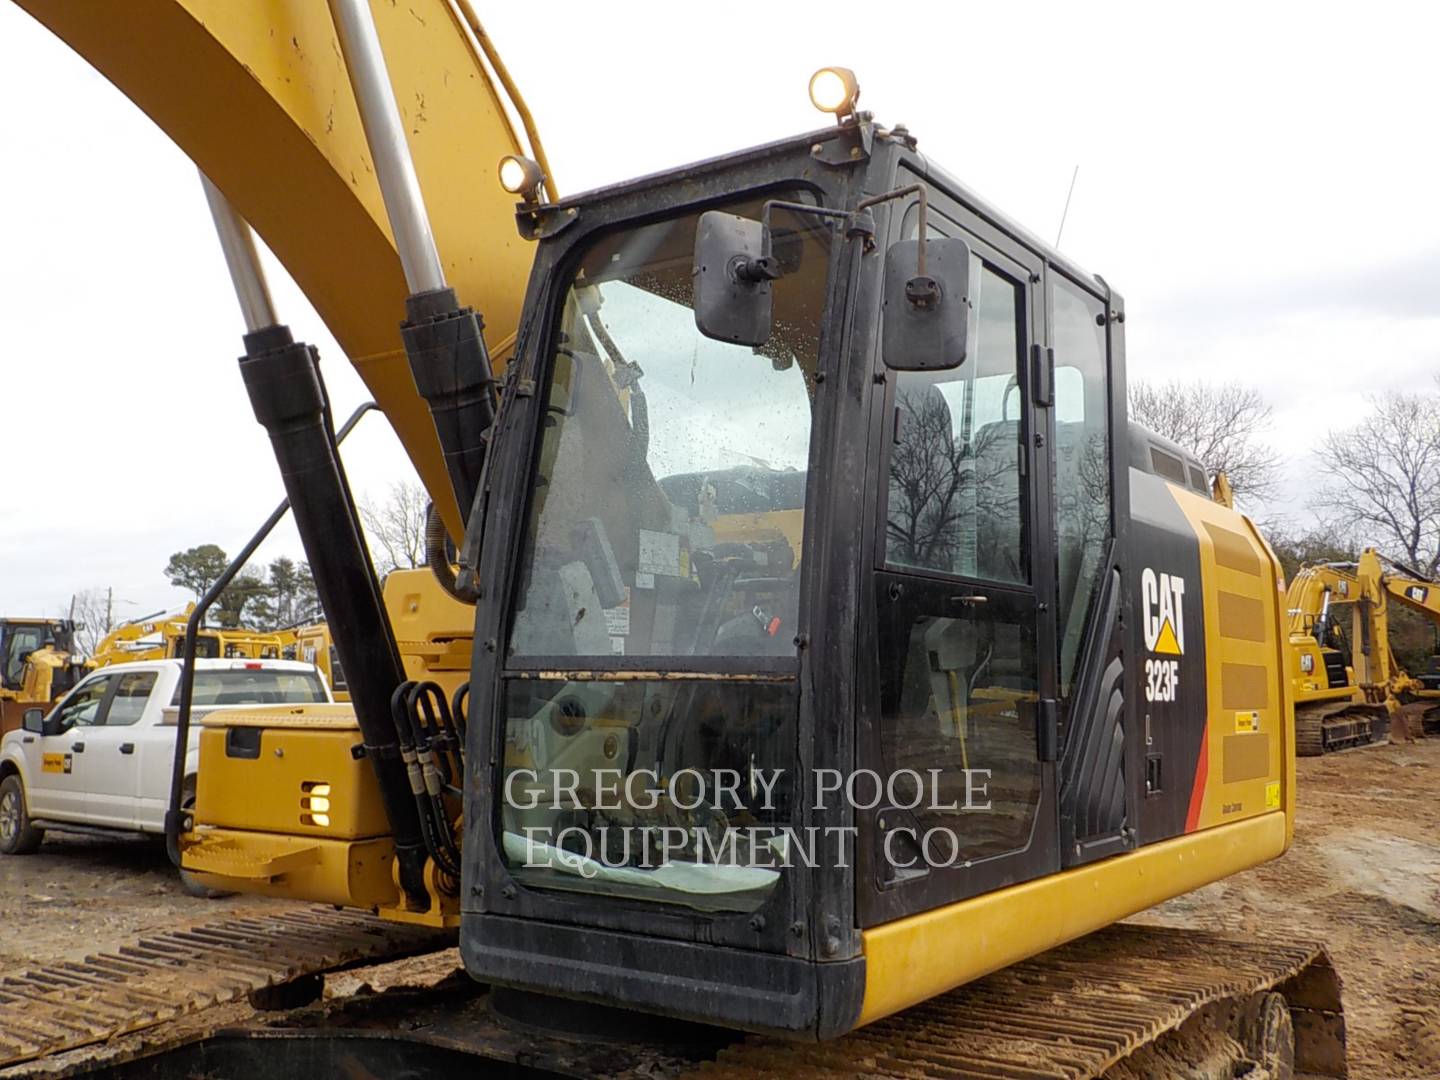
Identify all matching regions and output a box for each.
[1287,546,1440,753]
[89,605,289,667]
[7,3,1345,1076]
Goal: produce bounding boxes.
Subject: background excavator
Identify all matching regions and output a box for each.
[1287,547,1440,753]
[88,607,289,667]
[3,2,1346,1076]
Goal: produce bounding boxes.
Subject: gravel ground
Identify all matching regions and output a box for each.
[0,831,300,973]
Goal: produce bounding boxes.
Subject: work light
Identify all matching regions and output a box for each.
[498,154,544,200]
[809,67,859,116]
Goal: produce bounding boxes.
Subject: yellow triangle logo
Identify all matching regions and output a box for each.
[1154,618,1182,655]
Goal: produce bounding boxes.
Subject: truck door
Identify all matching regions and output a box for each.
[79,669,156,828]
[23,672,115,821]
[857,180,1059,925]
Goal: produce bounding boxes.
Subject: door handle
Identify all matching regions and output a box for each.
[21,736,33,744]
[71,741,85,753]
[951,594,988,606]
[119,743,135,755]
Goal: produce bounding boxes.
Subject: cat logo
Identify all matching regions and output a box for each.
[1141,567,1186,655]
[1141,567,1185,703]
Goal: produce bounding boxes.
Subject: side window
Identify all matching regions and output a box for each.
[105,672,156,727]
[887,260,1027,585]
[54,675,113,729]
[1150,447,1188,485]
[1051,278,1111,695]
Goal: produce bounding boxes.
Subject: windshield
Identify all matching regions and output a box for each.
[507,193,832,663]
[172,669,328,706]
[498,193,835,914]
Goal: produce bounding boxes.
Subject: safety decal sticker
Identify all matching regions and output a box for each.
[41,753,71,775]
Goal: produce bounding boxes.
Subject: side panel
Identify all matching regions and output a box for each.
[1172,489,1292,837]
[1128,470,1289,846]
[1128,470,1209,844]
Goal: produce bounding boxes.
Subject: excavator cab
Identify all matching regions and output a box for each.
[457,111,1292,1037]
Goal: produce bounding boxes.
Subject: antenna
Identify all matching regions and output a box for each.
[1054,165,1079,248]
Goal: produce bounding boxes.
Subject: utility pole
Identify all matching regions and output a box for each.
[106,587,113,633]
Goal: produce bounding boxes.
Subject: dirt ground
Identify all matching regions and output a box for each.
[2,743,1438,1078]
[1138,737,1440,1079]
[0,832,301,974]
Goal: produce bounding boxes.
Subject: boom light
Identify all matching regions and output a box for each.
[498,154,545,200]
[809,66,859,116]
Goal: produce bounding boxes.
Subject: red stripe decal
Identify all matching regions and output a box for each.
[1184,725,1209,833]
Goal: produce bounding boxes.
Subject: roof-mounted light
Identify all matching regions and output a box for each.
[809,67,860,118]
[498,154,545,201]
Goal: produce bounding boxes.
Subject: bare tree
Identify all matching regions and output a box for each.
[68,588,116,657]
[1312,389,1440,578]
[360,480,429,575]
[1128,379,1280,500]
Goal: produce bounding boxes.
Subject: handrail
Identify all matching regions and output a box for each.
[164,401,378,866]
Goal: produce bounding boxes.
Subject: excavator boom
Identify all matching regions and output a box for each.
[12,0,540,534]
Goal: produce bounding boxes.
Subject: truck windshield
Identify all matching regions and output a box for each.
[507,192,831,663]
[172,669,327,706]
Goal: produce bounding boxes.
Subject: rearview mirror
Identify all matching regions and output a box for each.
[21,708,46,735]
[693,211,775,347]
[882,237,974,372]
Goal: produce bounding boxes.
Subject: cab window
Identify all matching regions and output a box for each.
[886,258,1028,586]
[1051,276,1112,696]
[4,627,44,687]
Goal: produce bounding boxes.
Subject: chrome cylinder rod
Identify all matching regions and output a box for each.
[200,172,278,333]
[327,0,447,296]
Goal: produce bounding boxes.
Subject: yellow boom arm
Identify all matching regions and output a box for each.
[13,0,543,534]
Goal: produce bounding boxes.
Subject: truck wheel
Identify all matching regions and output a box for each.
[179,869,234,899]
[178,782,234,899]
[0,775,44,855]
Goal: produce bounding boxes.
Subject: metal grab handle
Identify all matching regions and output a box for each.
[952,595,989,605]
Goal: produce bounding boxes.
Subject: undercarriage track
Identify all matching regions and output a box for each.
[3,919,1344,1079]
[694,925,1345,1079]
[1296,703,1388,757]
[0,907,449,1073]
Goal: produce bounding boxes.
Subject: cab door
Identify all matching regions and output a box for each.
[23,672,115,821]
[857,180,1059,926]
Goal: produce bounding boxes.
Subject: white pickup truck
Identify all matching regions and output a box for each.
[0,658,331,859]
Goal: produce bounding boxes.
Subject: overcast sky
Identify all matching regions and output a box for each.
[2,1,1437,622]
